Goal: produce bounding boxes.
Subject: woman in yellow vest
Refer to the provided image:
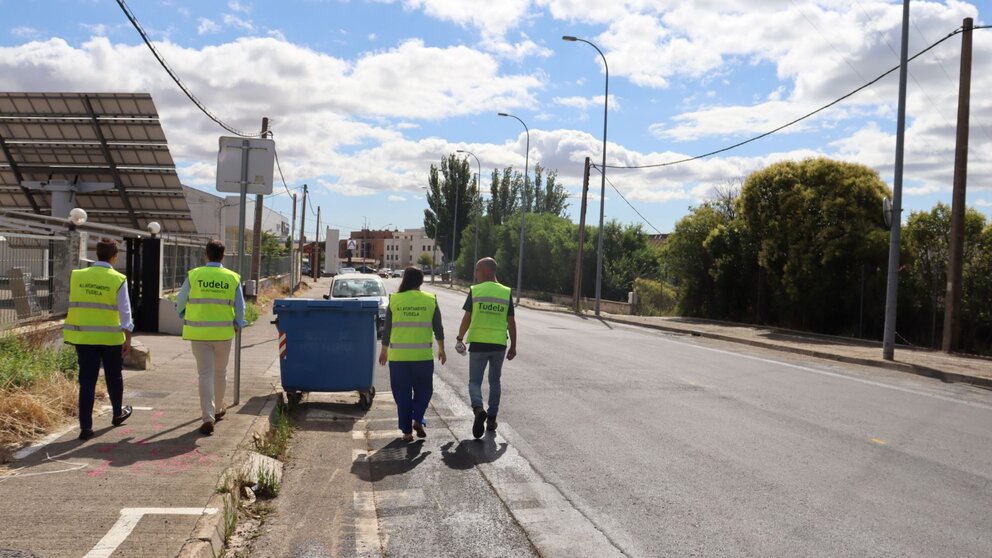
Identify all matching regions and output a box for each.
[63,238,134,440]
[378,266,446,442]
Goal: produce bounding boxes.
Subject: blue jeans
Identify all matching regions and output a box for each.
[388,360,434,434]
[469,350,505,418]
[75,344,124,431]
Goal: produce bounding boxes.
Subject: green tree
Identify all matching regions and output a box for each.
[529,163,570,217]
[416,253,433,268]
[424,154,475,264]
[487,167,521,226]
[660,205,727,317]
[260,231,285,256]
[738,157,890,331]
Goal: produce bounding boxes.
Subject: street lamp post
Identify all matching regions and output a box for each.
[456,149,482,268]
[563,35,609,316]
[498,112,529,304]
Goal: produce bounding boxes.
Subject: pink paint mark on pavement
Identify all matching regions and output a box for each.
[152,411,165,418]
[87,460,111,478]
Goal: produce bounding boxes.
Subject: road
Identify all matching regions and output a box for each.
[250,277,992,557]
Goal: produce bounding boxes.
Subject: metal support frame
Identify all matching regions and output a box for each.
[83,95,140,229]
[0,134,42,213]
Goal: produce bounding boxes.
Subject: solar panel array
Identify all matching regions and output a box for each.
[0,92,197,233]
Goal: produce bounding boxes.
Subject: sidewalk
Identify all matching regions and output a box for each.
[434,281,992,389]
[0,279,328,558]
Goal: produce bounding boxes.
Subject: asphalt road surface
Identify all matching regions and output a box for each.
[252,277,992,557]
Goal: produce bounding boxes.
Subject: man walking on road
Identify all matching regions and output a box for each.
[455,257,517,439]
[175,240,246,436]
[63,238,134,440]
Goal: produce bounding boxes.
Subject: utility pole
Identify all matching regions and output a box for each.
[314,206,321,280]
[249,117,269,300]
[881,0,911,361]
[289,193,297,294]
[298,184,307,282]
[573,157,591,312]
[942,17,973,354]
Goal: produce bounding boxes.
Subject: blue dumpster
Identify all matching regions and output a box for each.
[273,298,379,408]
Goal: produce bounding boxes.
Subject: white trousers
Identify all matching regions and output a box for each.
[190,339,233,424]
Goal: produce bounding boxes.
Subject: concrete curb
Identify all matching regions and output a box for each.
[177,394,280,558]
[428,283,992,391]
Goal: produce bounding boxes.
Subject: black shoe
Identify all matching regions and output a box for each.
[214,410,226,422]
[486,415,498,432]
[413,421,426,438]
[78,429,94,441]
[199,421,214,436]
[472,408,487,439]
[111,405,133,427]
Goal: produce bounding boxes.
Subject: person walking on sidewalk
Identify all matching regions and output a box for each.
[455,257,517,439]
[378,266,446,442]
[175,240,246,436]
[63,238,134,441]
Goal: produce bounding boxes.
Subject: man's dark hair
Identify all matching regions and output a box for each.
[205,240,225,262]
[398,266,424,293]
[96,238,119,262]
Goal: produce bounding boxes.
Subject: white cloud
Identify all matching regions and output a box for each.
[228,1,252,13]
[388,195,407,202]
[222,14,255,31]
[197,18,220,35]
[368,33,377,41]
[552,94,618,112]
[267,29,287,41]
[10,26,41,40]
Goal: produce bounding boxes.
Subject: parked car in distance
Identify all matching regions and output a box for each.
[390,269,403,278]
[377,268,391,278]
[338,267,356,275]
[323,273,388,337]
[355,265,377,274]
[301,262,312,275]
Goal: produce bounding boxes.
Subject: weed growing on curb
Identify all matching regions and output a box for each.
[253,402,292,460]
[255,465,281,498]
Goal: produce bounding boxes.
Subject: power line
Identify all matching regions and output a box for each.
[605,24,981,170]
[591,165,662,234]
[115,0,264,138]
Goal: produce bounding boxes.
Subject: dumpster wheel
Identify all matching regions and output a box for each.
[287,391,304,406]
[358,387,375,410]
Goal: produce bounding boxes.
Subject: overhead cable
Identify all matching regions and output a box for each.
[591,165,663,234]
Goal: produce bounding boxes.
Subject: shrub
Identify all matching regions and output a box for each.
[634,278,677,316]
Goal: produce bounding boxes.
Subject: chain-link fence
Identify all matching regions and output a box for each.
[0,233,69,327]
[161,238,294,290]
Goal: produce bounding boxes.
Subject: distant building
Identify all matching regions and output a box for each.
[383,228,436,268]
[338,229,396,266]
[182,185,289,250]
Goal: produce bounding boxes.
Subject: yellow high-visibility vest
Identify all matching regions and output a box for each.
[465,281,510,345]
[64,265,127,346]
[387,290,436,361]
[182,266,240,341]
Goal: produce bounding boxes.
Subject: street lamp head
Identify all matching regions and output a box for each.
[562,35,578,41]
[456,149,466,153]
[497,112,509,117]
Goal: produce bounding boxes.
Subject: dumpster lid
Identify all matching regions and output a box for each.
[273,298,380,312]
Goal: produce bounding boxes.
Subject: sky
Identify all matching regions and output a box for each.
[0,0,990,240]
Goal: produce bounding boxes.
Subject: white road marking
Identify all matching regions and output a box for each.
[13,426,77,460]
[646,332,992,411]
[352,430,401,440]
[83,507,217,558]
[101,405,155,411]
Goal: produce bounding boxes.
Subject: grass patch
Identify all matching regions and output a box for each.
[253,402,292,460]
[255,465,281,498]
[244,302,261,326]
[0,335,92,449]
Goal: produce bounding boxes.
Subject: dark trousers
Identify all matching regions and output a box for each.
[388,360,434,434]
[75,344,124,430]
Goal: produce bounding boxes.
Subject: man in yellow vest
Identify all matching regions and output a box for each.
[455,257,517,439]
[175,240,246,435]
[63,238,134,441]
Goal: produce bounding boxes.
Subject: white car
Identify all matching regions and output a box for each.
[324,273,388,337]
[338,267,356,275]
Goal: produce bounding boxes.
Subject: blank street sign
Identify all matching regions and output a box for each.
[216,137,275,195]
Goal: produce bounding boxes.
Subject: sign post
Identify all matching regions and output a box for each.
[217,136,275,405]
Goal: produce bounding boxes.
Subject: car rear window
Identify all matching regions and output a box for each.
[332,279,385,297]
